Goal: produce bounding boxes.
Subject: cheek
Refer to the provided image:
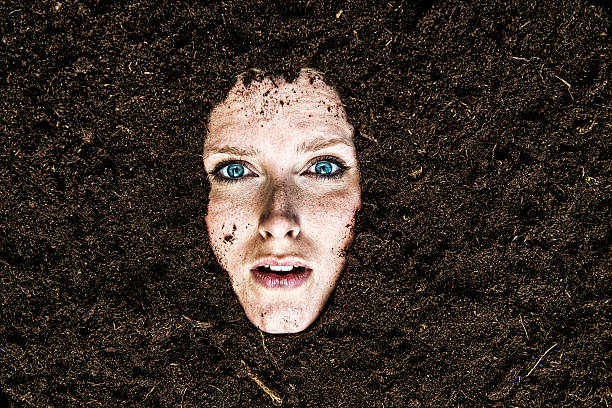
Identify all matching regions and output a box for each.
[205,196,253,264]
[304,190,360,251]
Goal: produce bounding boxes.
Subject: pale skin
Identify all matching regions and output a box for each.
[204,71,361,334]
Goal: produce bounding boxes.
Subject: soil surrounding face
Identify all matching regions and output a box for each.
[1,0,610,407]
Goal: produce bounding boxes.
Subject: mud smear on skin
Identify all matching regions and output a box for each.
[1,0,609,407]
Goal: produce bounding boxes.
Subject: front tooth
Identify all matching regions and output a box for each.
[269,265,293,272]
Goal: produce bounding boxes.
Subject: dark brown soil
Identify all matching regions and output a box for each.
[1,0,610,407]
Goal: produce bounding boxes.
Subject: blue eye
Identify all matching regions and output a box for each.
[308,159,344,177]
[216,163,252,180]
[314,161,338,175]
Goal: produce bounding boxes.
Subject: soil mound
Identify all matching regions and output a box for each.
[1,0,609,406]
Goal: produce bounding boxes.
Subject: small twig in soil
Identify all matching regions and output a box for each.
[509,56,541,63]
[241,360,283,406]
[180,387,187,407]
[182,315,212,329]
[553,75,574,100]
[519,314,529,340]
[259,329,277,366]
[360,131,378,143]
[526,343,558,377]
[144,386,155,400]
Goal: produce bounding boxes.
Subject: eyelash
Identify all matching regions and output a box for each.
[303,155,348,180]
[208,156,349,183]
[209,160,254,183]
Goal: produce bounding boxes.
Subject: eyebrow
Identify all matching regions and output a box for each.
[205,145,259,156]
[296,137,354,153]
[205,137,353,158]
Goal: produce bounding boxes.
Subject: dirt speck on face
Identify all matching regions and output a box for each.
[1,0,609,407]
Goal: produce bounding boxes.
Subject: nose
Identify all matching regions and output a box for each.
[258,181,301,240]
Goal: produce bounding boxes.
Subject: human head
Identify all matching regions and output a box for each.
[203,68,361,333]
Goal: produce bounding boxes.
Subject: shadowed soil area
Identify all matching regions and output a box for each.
[1,0,610,406]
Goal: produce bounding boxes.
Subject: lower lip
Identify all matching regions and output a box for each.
[252,268,312,289]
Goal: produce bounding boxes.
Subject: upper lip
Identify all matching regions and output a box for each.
[251,257,312,270]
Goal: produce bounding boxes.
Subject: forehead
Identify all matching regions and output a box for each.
[206,74,353,147]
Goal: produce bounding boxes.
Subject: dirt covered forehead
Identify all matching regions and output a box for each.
[209,70,350,127]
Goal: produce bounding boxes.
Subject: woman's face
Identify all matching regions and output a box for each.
[204,72,361,333]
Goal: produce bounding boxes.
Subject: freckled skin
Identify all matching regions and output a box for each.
[204,71,361,334]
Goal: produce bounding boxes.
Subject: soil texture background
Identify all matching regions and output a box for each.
[1,0,610,406]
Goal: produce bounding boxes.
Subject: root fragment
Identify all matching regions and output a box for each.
[526,343,558,377]
[241,360,283,406]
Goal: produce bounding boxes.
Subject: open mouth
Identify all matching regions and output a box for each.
[251,262,312,289]
[256,265,307,275]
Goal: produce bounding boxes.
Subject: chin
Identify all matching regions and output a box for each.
[249,305,318,334]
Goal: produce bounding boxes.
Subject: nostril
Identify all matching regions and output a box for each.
[258,218,300,240]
